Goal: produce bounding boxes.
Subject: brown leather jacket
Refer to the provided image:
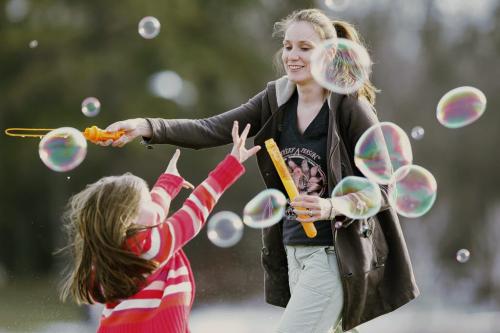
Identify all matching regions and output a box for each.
[146,77,419,331]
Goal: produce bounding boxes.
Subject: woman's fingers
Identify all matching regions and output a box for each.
[290,201,317,209]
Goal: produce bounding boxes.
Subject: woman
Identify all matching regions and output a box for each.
[103,8,419,333]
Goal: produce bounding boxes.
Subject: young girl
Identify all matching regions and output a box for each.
[60,121,260,333]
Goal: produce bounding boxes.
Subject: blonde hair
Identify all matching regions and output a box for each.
[273,8,378,105]
[59,173,157,304]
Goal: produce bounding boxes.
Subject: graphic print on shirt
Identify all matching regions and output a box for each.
[280,147,327,197]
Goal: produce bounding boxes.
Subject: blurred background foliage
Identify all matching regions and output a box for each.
[1,0,500,331]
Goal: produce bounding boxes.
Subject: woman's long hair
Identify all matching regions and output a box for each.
[273,8,379,105]
[59,174,157,304]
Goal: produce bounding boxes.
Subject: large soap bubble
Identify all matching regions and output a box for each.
[388,165,437,218]
[207,211,244,248]
[436,86,486,128]
[38,127,87,172]
[138,16,161,39]
[243,189,286,229]
[331,176,381,219]
[311,38,372,94]
[355,122,413,185]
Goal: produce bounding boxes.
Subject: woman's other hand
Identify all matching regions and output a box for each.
[291,195,336,222]
[230,121,261,163]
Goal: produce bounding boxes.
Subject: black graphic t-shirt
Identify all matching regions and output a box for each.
[278,92,333,246]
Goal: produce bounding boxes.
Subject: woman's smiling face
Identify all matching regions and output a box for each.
[281,21,323,85]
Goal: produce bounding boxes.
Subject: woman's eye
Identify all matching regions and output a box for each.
[301,47,310,51]
[285,46,292,50]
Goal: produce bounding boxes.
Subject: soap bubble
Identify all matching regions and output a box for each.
[355,122,413,185]
[436,86,486,128]
[81,97,101,117]
[388,165,437,218]
[207,211,244,248]
[311,38,371,94]
[324,0,350,11]
[243,189,286,228]
[28,40,38,48]
[331,176,381,219]
[138,16,161,39]
[411,126,425,140]
[39,127,87,172]
[456,248,470,263]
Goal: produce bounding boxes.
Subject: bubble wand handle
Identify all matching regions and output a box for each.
[83,126,125,141]
[265,139,317,238]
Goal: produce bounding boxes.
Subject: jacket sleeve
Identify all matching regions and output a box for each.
[340,96,391,211]
[144,89,267,149]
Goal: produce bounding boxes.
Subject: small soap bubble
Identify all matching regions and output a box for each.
[335,221,343,229]
[81,97,101,117]
[411,126,425,140]
[243,189,287,229]
[436,86,486,128]
[311,38,371,94]
[388,165,437,218]
[38,127,87,172]
[456,249,470,263]
[28,40,38,48]
[207,211,244,248]
[331,176,381,219]
[355,122,413,185]
[66,176,71,180]
[138,16,161,39]
[324,0,350,11]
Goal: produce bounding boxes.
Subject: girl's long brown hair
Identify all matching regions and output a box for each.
[59,173,158,304]
[273,8,379,105]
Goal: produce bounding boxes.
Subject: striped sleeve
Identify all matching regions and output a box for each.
[147,173,184,224]
[141,155,244,265]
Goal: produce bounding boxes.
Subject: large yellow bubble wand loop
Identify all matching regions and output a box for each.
[265,139,317,238]
[4,126,125,141]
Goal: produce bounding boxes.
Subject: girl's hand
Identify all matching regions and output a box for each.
[95,118,152,147]
[291,195,336,222]
[230,121,261,163]
[165,149,194,189]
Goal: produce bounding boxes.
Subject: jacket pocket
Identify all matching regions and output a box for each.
[367,217,389,268]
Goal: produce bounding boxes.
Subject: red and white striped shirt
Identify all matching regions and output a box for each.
[97,155,245,333]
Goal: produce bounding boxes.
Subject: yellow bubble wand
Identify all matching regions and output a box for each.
[265,139,317,238]
[4,126,125,142]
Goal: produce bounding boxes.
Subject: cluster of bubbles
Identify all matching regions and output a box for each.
[311,38,372,95]
[206,189,287,248]
[38,127,87,172]
[353,122,437,218]
[81,97,101,117]
[138,16,161,39]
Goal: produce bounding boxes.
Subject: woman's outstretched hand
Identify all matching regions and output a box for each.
[95,118,152,147]
[165,149,194,189]
[230,121,261,163]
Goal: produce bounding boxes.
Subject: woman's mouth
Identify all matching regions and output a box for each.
[288,65,304,71]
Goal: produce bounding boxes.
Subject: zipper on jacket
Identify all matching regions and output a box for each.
[333,225,350,331]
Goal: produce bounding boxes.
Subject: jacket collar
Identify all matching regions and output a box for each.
[274,75,341,110]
